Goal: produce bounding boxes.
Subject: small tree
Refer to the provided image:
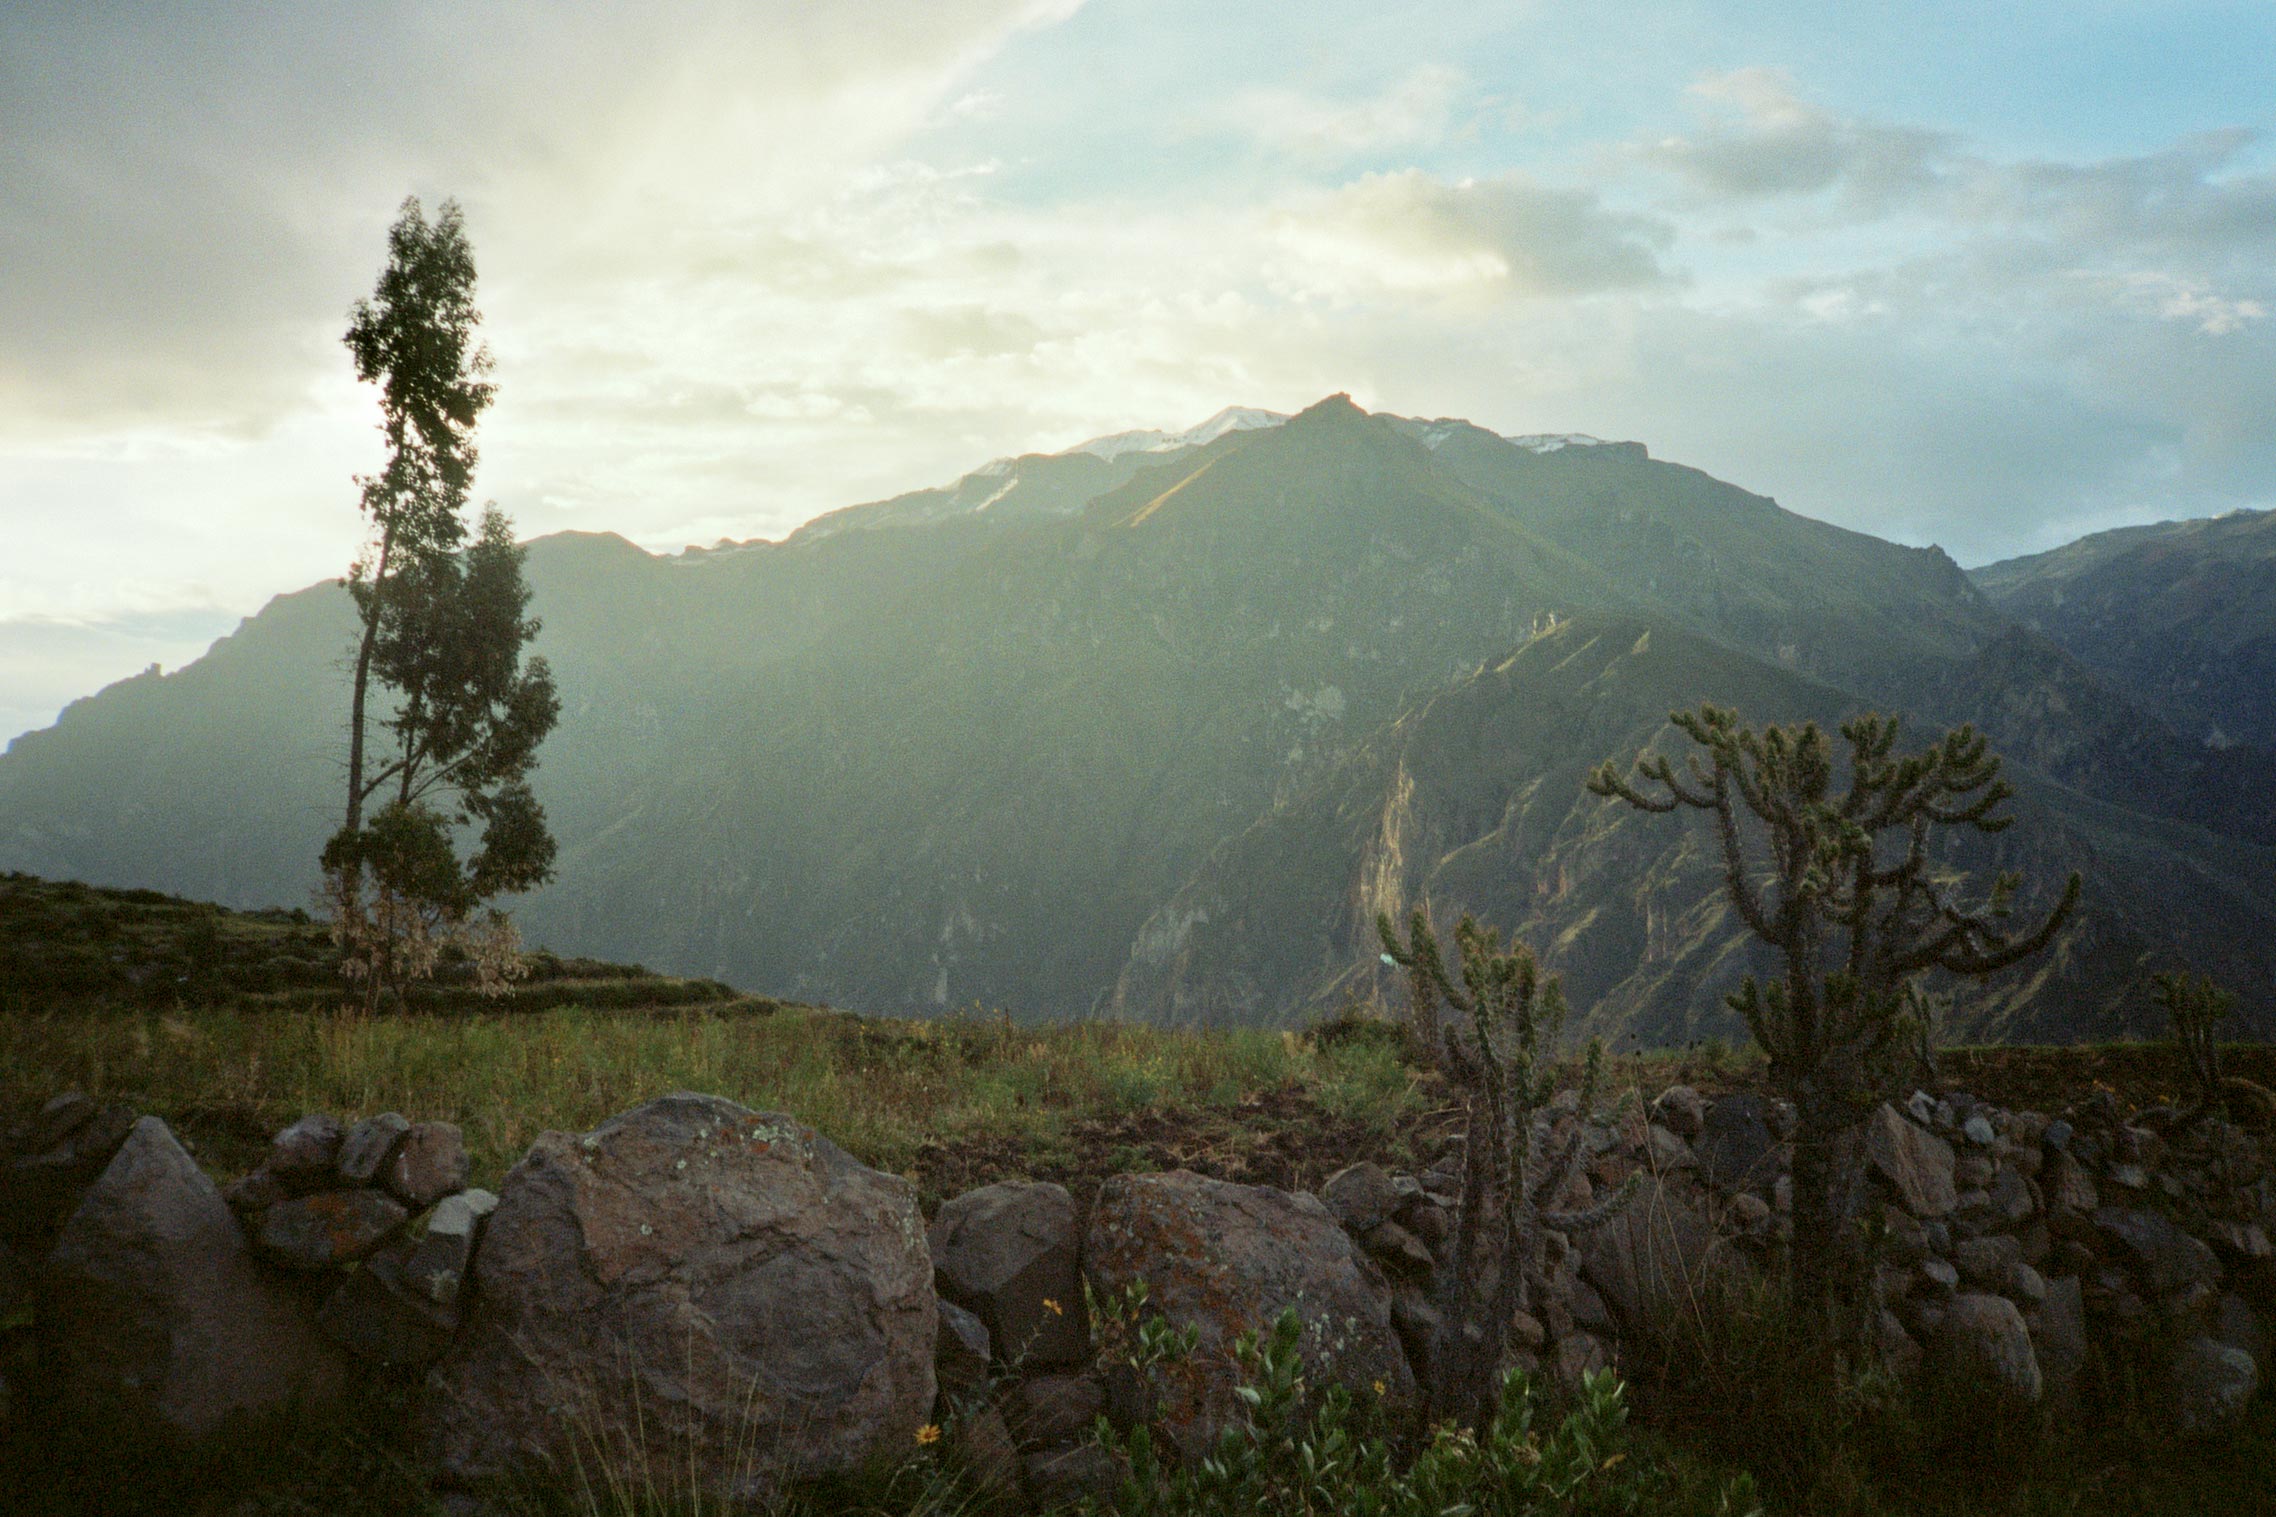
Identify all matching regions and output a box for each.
[1378,905,1636,1433]
[324,197,558,1006]
[1587,706,2078,1345]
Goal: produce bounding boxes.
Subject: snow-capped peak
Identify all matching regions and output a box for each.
[1062,406,1289,463]
[1508,433,1607,454]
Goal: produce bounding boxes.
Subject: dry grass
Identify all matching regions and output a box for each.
[0,1000,1422,1192]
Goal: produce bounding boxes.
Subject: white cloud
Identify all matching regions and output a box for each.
[1270,169,1672,299]
[1205,65,1470,160]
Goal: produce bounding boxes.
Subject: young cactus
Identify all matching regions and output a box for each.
[1378,904,1639,1433]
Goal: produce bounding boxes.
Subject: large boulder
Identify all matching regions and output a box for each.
[1083,1170,1414,1462]
[1864,1104,1957,1219]
[1578,1177,1737,1337]
[1693,1096,1779,1195]
[929,1180,1089,1370]
[2168,1336,2258,1435]
[40,1117,344,1451]
[1933,1293,2041,1406]
[420,1094,935,1507]
[2,1097,136,1243]
[2093,1208,2222,1296]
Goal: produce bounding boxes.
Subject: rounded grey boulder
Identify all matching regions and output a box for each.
[420,1093,935,1506]
[41,1117,344,1451]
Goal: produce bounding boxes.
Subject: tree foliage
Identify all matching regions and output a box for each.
[1378,906,1637,1434]
[1587,706,2078,1341]
[323,196,557,1005]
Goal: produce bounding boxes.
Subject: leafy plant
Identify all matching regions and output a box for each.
[1378,906,1638,1434]
[1099,1306,1760,1517]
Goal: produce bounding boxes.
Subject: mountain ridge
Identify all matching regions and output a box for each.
[5,397,2270,1040]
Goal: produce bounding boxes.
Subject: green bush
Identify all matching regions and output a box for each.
[1098,1307,1760,1517]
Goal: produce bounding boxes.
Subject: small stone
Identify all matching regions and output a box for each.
[266,1113,346,1192]
[2045,1150,2099,1215]
[425,1187,499,1238]
[222,1168,288,1214]
[256,1189,408,1269]
[1644,1124,1696,1172]
[1920,1257,1960,1294]
[2007,1262,2047,1306]
[1362,1219,1436,1276]
[383,1122,469,1211]
[1955,1154,1994,1190]
[1964,1115,1996,1147]
[1320,1162,1401,1235]
[1953,1235,2021,1287]
[1508,1309,1546,1355]
[1650,1085,1708,1140]
[935,1298,991,1404]
[2109,1164,2150,1191]
[1730,1192,1772,1230]
[2043,1120,2074,1152]
[336,1112,410,1186]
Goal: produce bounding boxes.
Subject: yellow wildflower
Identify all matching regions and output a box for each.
[1042,1297,1064,1316]
[915,1424,941,1446]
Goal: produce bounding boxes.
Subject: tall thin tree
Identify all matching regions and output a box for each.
[324,197,558,1003]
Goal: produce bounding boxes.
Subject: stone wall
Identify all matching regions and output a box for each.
[4,1078,2269,1510]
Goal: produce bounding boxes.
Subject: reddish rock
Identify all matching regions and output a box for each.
[1083,1170,1413,1463]
[420,1094,935,1507]
[256,1189,409,1269]
[384,1122,470,1211]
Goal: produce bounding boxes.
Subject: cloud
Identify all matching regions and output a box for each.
[1639,68,1952,208]
[1204,65,1470,160]
[0,0,1085,441]
[1271,169,1673,299]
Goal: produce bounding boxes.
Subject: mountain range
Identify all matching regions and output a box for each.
[4,396,2270,1041]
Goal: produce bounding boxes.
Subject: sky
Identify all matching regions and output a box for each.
[4,0,2273,743]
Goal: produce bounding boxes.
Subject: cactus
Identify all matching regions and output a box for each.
[1588,705,2078,1348]
[1378,906,1637,1433]
[2153,970,2236,1121]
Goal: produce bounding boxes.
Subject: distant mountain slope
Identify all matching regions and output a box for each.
[1109,615,2276,1042]
[3,397,2268,1039]
[1974,508,2276,750]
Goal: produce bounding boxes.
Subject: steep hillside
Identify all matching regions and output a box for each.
[1110,615,2276,1042]
[3,397,2267,1038]
[1975,508,2276,749]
